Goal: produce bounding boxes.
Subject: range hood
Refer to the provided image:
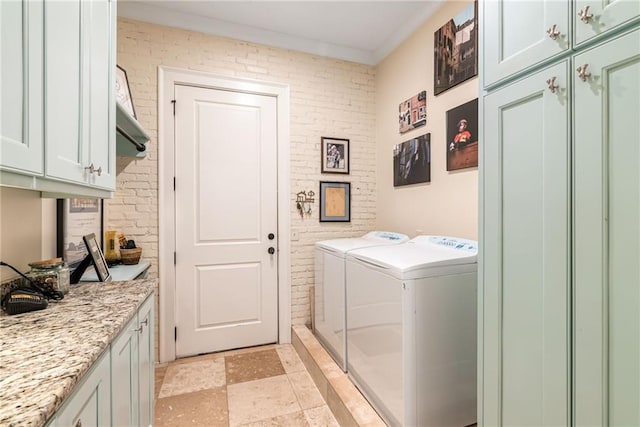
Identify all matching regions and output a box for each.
[116,102,150,158]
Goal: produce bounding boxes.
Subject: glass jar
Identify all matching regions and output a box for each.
[27,259,70,295]
[104,230,120,266]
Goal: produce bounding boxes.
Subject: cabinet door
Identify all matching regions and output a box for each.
[111,315,139,427]
[85,0,115,190]
[574,0,640,46]
[482,62,570,426]
[574,28,640,426]
[0,0,43,174]
[138,296,154,427]
[44,0,85,184]
[56,350,111,427]
[483,0,570,87]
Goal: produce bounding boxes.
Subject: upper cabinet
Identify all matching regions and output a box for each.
[45,0,115,190]
[0,0,44,175]
[0,0,116,198]
[483,0,639,88]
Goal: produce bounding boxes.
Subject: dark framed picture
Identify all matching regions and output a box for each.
[57,199,104,268]
[321,137,350,174]
[446,98,478,171]
[115,65,136,118]
[319,181,351,222]
[399,90,427,133]
[83,233,111,282]
[393,133,431,187]
[434,1,478,95]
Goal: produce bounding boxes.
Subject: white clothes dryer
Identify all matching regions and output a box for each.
[345,235,478,427]
[314,231,409,372]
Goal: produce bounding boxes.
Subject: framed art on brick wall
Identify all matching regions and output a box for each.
[56,199,104,268]
[321,137,350,174]
[319,181,351,222]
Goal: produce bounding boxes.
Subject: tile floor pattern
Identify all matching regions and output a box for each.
[155,344,341,427]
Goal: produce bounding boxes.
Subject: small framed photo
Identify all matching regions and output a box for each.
[82,233,111,282]
[446,98,478,171]
[115,65,136,118]
[321,137,350,174]
[319,181,351,222]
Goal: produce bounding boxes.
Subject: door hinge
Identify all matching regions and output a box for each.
[174,252,176,265]
[171,99,176,116]
[174,327,177,341]
[173,176,176,191]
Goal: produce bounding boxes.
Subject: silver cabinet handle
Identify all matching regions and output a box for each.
[84,163,95,174]
[546,24,561,40]
[140,318,148,327]
[133,326,143,333]
[577,64,591,82]
[95,166,102,176]
[578,5,593,24]
[546,77,559,93]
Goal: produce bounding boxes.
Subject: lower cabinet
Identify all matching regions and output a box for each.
[53,350,112,427]
[46,294,154,427]
[112,295,154,427]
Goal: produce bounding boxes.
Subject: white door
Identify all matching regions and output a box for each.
[174,84,278,358]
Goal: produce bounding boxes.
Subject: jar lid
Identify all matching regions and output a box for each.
[29,258,65,268]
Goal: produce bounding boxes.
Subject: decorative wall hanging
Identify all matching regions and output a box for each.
[446,98,478,171]
[296,190,315,218]
[399,90,427,133]
[393,133,431,187]
[115,65,136,118]
[56,198,104,268]
[434,1,478,95]
[319,181,351,222]
[321,137,350,174]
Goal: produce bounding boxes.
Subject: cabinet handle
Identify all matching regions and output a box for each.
[75,419,82,427]
[578,5,593,24]
[84,163,95,174]
[133,326,143,333]
[95,166,102,176]
[546,24,561,40]
[576,64,591,82]
[546,77,560,93]
[140,318,148,327]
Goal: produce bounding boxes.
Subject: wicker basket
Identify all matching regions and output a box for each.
[119,247,142,265]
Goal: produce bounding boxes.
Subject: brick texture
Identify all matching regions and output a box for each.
[108,18,378,353]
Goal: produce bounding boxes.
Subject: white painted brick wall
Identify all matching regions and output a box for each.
[108,18,377,347]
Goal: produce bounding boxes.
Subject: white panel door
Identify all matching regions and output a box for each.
[483,61,570,426]
[574,28,640,426]
[175,84,278,357]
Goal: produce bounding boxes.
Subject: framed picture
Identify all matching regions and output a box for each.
[115,65,136,118]
[319,181,351,222]
[57,199,104,268]
[83,233,111,282]
[393,133,431,187]
[321,137,350,174]
[434,1,478,95]
[446,98,478,171]
[399,90,427,133]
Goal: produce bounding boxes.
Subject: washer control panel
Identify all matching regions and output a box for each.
[367,231,409,242]
[428,236,477,252]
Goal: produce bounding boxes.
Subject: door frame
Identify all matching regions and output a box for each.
[158,66,291,363]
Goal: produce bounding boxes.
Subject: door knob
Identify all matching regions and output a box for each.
[576,64,591,82]
[578,6,593,24]
[268,233,275,240]
[268,247,275,255]
[546,77,559,93]
[546,24,561,40]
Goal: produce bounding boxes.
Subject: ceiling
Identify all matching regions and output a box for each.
[118,1,444,65]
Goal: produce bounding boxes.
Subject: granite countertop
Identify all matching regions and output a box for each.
[0,279,156,427]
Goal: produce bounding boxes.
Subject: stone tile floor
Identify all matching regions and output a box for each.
[154,344,340,427]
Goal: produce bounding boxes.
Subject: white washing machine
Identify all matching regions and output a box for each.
[314,231,409,372]
[345,235,477,427]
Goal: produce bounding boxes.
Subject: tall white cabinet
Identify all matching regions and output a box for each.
[480,1,640,425]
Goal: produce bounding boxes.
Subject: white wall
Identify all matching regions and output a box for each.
[111,18,379,327]
[376,1,479,240]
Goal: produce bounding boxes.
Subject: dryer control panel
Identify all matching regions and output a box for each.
[428,236,477,252]
[366,231,409,242]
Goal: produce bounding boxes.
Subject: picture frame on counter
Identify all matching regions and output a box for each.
[319,181,351,222]
[83,233,111,282]
[115,65,136,118]
[57,198,104,268]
